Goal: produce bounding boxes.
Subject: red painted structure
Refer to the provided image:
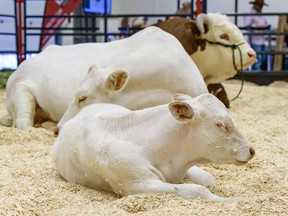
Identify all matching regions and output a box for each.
[40,0,83,50]
[196,0,202,15]
[16,0,24,64]
[16,0,83,64]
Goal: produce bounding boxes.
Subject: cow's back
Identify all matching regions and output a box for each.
[7,26,207,122]
[108,27,207,109]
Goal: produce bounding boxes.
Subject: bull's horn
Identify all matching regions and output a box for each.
[195,13,212,34]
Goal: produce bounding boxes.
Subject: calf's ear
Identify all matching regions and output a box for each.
[169,101,194,122]
[105,70,129,92]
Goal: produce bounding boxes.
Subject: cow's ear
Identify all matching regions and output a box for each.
[87,64,98,74]
[85,64,99,81]
[105,70,129,92]
[169,101,194,122]
[174,94,193,102]
[75,90,88,107]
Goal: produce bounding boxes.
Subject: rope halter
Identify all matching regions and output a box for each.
[203,39,247,101]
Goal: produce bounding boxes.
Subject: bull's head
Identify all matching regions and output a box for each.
[190,13,257,85]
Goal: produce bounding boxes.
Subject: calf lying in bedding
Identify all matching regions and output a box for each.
[52,93,255,202]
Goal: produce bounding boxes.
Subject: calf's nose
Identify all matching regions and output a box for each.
[249,146,255,158]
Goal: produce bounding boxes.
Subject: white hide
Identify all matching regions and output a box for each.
[5,26,207,130]
[52,93,255,202]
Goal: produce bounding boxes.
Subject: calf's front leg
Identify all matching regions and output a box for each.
[125,179,239,202]
[185,166,216,187]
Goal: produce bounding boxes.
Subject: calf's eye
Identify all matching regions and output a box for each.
[216,122,223,128]
[216,122,229,132]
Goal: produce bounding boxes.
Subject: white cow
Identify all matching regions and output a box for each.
[52,93,255,202]
[3,26,207,131]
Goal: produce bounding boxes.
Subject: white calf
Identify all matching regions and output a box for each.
[52,93,255,202]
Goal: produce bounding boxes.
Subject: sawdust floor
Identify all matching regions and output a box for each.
[0,80,287,215]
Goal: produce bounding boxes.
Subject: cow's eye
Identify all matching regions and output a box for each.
[78,96,87,103]
[220,33,230,41]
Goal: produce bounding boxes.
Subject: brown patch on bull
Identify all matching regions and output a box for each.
[184,21,201,36]
[152,18,207,55]
[208,84,230,108]
[153,18,229,108]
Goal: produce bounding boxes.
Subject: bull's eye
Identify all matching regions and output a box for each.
[220,33,230,41]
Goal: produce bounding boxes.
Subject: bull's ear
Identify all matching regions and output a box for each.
[195,14,211,34]
[105,70,129,92]
[169,101,194,122]
[75,90,88,107]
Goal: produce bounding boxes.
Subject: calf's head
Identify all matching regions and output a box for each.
[189,13,257,84]
[56,64,129,135]
[169,93,255,165]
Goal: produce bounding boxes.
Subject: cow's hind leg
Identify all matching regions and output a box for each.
[125,179,239,202]
[9,84,36,130]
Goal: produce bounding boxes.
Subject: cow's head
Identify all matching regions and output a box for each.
[189,13,257,84]
[168,93,255,165]
[55,64,129,136]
